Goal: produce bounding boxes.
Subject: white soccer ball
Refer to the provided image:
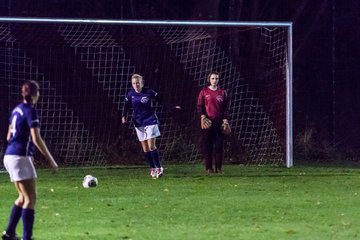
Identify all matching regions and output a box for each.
[82,175,98,188]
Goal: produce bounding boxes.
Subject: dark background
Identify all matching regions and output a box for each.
[1,0,359,163]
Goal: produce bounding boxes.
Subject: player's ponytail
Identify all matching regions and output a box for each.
[24,94,32,103]
[22,80,40,104]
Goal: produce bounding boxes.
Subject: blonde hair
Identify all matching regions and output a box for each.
[131,74,144,83]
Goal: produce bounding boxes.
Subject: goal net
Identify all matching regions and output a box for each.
[0,18,292,167]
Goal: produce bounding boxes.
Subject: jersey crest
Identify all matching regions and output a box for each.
[216,95,224,102]
[141,96,150,103]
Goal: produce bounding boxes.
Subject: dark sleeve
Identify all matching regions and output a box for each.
[222,90,229,120]
[153,92,163,104]
[197,89,206,116]
[151,88,182,111]
[29,108,40,128]
[151,88,166,107]
[122,93,132,117]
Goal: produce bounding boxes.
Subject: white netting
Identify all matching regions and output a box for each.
[0,26,108,166]
[156,26,287,164]
[0,21,290,166]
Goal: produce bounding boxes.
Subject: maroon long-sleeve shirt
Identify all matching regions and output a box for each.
[197,87,229,124]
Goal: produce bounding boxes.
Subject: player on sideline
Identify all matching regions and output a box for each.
[2,80,58,240]
[121,74,164,179]
[197,71,231,174]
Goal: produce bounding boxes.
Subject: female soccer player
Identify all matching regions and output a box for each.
[2,80,58,240]
[197,71,231,174]
[121,74,164,178]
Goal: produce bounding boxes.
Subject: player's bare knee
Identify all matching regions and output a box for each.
[149,146,157,151]
[15,195,24,207]
[23,197,36,209]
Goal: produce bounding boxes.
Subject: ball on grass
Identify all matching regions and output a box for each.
[82,175,98,188]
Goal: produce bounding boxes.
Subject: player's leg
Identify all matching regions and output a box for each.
[147,137,159,165]
[2,182,23,240]
[140,140,157,178]
[2,155,31,240]
[147,138,163,177]
[202,128,214,173]
[144,125,163,177]
[136,126,156,177]
[214,123,225,173]
[17,179,36,240]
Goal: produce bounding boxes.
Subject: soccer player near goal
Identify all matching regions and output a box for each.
[2,81,58,240]
[197,71,231,174]
[122,74,164,179]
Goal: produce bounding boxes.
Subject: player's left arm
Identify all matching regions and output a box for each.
[153,90,181,111]
[31,128,58,172]
[221,90,230,120]
[153,91,163,104]
[28,108,58,172]
[222,90,231,134]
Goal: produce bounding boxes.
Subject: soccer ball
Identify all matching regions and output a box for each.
[82,175,98,188]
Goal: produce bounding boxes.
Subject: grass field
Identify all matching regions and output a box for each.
[1,164,360,240]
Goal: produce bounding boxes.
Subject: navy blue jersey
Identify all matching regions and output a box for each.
[123,87,160,127]
[5,102,40,156]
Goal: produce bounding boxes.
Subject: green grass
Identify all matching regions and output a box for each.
[1,164,360,240]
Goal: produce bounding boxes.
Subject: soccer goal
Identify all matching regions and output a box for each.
[0,18,293,167]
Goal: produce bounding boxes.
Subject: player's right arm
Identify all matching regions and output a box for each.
[196,89,206,116]
[121,94,132,124]
[31,128,58,172]
[197,89,212,129]
[6,125,11,142]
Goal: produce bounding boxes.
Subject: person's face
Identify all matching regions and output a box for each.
[209,74,219,86]
[132,78,143,93]
[22,85,40,104]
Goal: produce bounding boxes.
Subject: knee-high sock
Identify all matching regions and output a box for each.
[22,208,35,240]
[144,151,155,168]
[150,149,161,168]
[5,204,23,235]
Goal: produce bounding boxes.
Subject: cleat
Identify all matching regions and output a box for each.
[215,168,223,174]
[1,231,20,240]
[150,168,157,178]
[156,167,164,178]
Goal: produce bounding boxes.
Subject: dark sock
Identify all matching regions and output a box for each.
[203,153,213,171]
[215,153,223,171]
[5,204,23,235]
[22,208,35,240]
[144,151,155,168]
[150,149,161,168]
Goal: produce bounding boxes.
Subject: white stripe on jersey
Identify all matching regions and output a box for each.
[13,107,24,116]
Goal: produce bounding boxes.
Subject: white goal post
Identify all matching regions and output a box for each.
[0,17,293,167]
